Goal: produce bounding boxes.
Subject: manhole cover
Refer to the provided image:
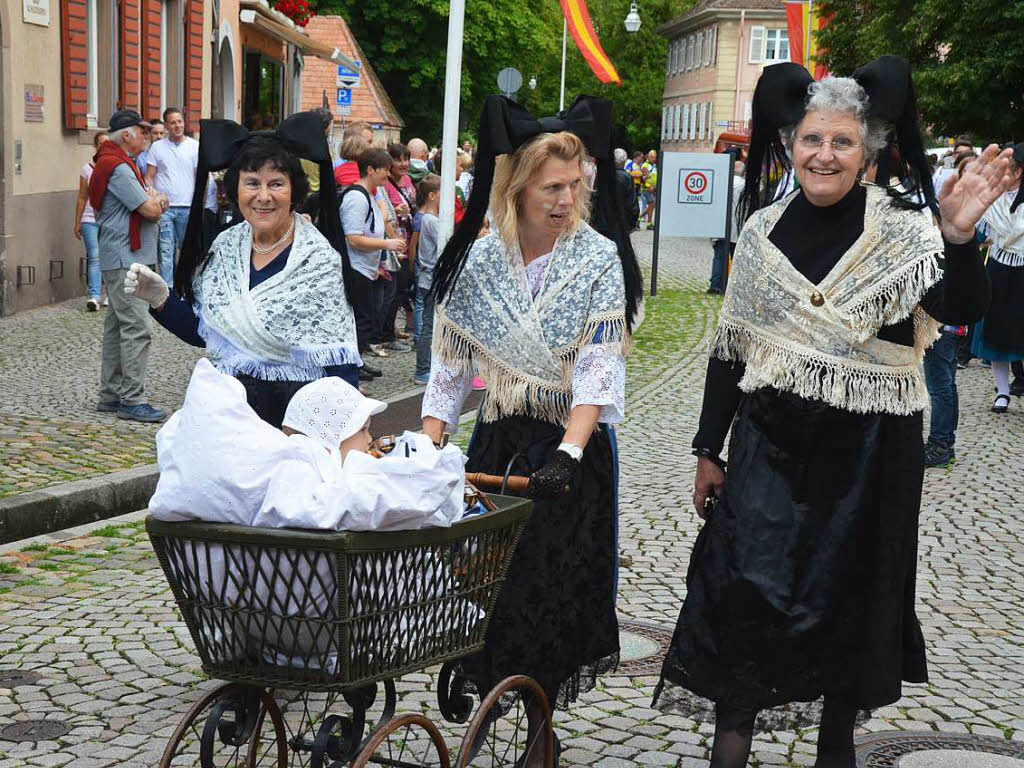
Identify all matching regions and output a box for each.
[855,732,1024,767]
[0,669,41,688]
[616,621,674,676]
[0,719,71,742]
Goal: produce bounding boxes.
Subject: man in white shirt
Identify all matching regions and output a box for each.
[145,107,199,286]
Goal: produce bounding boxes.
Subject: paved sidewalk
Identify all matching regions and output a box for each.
[0,232,1022,767]
[0,299,419,498]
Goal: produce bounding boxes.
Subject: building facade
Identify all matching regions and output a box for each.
[658,0,789,153]
[0,0,397,315]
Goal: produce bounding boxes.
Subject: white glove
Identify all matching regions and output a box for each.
[124,262,170,308]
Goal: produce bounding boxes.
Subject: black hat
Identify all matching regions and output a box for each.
[430,95,644,331]
[108,109,151,132]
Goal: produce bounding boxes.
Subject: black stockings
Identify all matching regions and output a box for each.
[710,699,857,768]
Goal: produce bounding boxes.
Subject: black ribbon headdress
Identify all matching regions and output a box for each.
[175,111,350,304]
[740,56,938,224]
[1010,142,1024,213]
[429,94,644,331]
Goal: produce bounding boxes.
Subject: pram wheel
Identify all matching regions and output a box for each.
[158,682,288,767]
[456,676,553,768]
[350,713,451,767]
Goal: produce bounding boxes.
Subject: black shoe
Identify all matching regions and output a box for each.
[992,393,1010,413]
[924,441,955,468]
[706,287,723,295]
[360,362,382,378]
[1011,378,1024,397]
[358,368,375,382]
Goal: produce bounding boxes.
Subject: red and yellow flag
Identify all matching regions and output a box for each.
[785,0,830,80]
[559,0,621,86]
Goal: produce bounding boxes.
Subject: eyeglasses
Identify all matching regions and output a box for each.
[796,134,861,154]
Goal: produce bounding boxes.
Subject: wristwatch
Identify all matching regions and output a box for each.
[557,442,583,461]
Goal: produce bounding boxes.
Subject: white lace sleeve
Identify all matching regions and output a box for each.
[421,357,473,430]
[571,343,626,424]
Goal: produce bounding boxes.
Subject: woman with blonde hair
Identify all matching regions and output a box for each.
[421,95,643,762]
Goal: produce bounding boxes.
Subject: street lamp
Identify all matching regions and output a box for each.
[624,0,641,33]
[528,75,537,90]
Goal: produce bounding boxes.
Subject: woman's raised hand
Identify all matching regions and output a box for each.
[938,144,1016,243]
[693,456,726,519]
[124,262,170,310]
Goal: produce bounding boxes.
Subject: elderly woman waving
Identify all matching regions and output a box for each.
[422,95,643,761]
[656,58,1015,768]
[125,113,360,428]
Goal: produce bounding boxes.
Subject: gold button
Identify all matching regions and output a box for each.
[810,291,825,307]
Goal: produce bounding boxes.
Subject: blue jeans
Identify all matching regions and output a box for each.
[81,221,101,300]
[923,331,959,447]
[710,239,729,292]
[158,206,190,285]
[415,286,435,378]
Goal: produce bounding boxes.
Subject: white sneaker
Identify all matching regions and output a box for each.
[86,299,100,312]
[384,341,412,353]
[367,344,391,358]
[101,296,109,307]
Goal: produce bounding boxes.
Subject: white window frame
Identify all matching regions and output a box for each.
[675,105,681,140]
[695,32,702,68]
[749,25,766,63]
[85,0,99,127]
[684,104,691,141]
[697,103,703,141]
[661,107,667,138]
[686,35,694,70]
[711,26,718,64]
[765,28,790,62]
[708,101,714,140]
[703,29,712,65]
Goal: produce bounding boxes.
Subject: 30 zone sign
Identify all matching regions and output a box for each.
[678,169,714,204]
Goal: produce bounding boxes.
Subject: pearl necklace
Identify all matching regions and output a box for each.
[251,218,295,255]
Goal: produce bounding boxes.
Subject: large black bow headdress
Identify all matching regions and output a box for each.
[176,111,350,304]
[430,95,643,330]
[1010,142,1024,213]
[739,56,938,224]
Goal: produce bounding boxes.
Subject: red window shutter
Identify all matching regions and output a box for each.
[119,0,141,109]
[140,0,162,118]
[183,0,205,132]
[61,0,90,130]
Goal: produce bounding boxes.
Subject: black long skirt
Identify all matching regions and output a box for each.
[658,388,928,711]
[458,414,620,709]
[978,259,1024,359]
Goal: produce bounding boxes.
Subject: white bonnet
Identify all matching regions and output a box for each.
[282,377,386,452]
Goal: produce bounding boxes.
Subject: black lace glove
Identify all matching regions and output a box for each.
[526,450,579,500]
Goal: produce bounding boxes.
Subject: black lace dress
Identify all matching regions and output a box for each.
[658,186,989,711]
[457,413,620,709]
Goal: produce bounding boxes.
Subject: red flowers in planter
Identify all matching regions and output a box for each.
[274,0,313,26]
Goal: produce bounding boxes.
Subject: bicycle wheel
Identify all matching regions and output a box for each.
[350,713,451,768]
[456,676,553,768]
[158,682,288,768]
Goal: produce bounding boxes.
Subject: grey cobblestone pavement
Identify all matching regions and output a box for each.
[0,298,419,497]
[0,232,1022,766]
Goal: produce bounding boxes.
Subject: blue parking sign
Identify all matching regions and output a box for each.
[336,88,352,106]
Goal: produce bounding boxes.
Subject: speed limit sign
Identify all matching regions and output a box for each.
[679,169,714,203]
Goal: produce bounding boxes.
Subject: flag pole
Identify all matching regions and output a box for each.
[439,0,466,247]
[559,17,567,111]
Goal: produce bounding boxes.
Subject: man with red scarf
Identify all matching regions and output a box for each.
[88,110,170,422]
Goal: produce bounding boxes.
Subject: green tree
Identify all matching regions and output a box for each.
[311,0,680,149]
[815,0,1024,142]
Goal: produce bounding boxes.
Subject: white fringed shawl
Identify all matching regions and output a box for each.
[194,213,360,381]
[714,183,944,416]
[978,190,1024,268]
[432,222,635,425]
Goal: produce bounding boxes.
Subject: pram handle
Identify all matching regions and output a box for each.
[466,473,531,494]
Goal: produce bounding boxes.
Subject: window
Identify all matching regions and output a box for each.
[666,47,671,78]
[704,29,712,66]
[681,104,689,141]
[686,35,694,70]
[661,107,667,138]
[712,26,718,64]
[695,32,702,68]
[749,26,766,63]
[161,0,184,109]
[708,101,714,139]
[86,0,99,125]
[690,103,697,140]
[743,100,752,122]
[765,28,790,61]
[673,40,680,73]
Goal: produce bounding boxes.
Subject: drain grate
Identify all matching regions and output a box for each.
[0,719,71,743]
[0,669,42,688]
[616,621,675,676]
[855,731,1024,767]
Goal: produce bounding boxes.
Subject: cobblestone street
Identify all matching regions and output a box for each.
[1,232,1022,767]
